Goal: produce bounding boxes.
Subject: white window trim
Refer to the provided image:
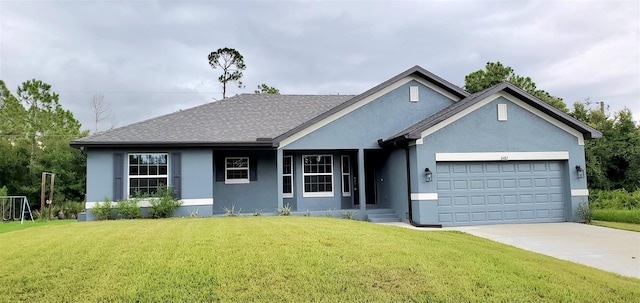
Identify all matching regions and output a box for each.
[302,155,334,198]
[127,153,169,198]
[341,155,351,197]
[225,157,250,184]
[283,155,293,198]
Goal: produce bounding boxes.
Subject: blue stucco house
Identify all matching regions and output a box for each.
[71,66,601,227]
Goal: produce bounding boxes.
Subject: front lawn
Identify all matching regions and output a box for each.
[591,220,640,232]
[0,217,638,302]
[0,219,76,234]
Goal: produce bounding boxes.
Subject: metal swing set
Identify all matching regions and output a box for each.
[1,196,34,224]
[1,172,54,224]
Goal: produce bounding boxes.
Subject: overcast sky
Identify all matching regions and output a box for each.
[1,0,638,132]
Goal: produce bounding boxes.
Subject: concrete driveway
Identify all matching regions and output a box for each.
[452,223,640,279]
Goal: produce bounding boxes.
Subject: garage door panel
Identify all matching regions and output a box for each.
[438,197,452,206]
[436,161,567,226]
[437,180,451,190]
[470,196,485,205]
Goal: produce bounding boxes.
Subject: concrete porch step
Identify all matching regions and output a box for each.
[367,209,402,223]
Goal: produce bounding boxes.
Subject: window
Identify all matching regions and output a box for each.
[225,157,250,184]
[302,155,333,197]
[283,156,293,198]
[341,155,351,197]
[128,153,168,197]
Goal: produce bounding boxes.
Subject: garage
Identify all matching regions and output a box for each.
[435,161,567,226]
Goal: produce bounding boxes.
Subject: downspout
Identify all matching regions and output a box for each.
[403,144,442,228]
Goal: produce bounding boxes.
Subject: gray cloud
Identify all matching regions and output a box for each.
[1,0,638,132]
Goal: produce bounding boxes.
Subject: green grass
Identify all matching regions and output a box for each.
[0,217,638,302]
[592,208,640,224]
[591,220,640,232]
[0,219,76,234]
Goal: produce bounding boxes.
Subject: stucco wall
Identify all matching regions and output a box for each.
[284,80,456,150]
[411,96,587,224]
[213,150,278,214]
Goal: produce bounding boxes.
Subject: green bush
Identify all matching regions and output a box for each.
[92,197,114,220]
[592,209,640,224]
[589,189,640,210]
[148,187,182,219]
[575,202,591,223]
[64,201,85,219]
[116,198,142,219]
[0,186,7,197]
[223,205,241,217]
[278,203,291,216]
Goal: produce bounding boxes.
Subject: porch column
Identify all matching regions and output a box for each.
[276,148,284,210]
[358,149,366,212]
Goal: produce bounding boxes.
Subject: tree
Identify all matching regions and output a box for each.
[570,100,640,191]
[254,84,279,94]
[207,48,246,99]
[464,62,568,112]
[0,79,87,209]
[90,94,112,133]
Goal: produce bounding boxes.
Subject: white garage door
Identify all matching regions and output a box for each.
[436,161,567,226]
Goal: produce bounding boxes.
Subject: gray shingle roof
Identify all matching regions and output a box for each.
[381,82,602,145]
[72,94,354,147]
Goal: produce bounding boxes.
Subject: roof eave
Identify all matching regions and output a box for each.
[70,141,276,149]
[377,133,421,147]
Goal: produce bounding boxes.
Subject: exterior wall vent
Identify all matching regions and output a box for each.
[498,103,508,121]
[410,86,419,102]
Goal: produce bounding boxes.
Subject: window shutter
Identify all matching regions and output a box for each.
[113,153,124,201]
[171,153,182,199]
[215,153,225,182]
[249,156,258,181]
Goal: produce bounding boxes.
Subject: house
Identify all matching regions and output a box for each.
[71,66,601,227]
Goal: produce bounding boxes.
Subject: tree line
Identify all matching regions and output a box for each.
[0,57,638,211]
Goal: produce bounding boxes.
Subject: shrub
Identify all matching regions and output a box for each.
[252,209,262,216]
[65,201,85,219]
[223,205,241,217]
[278,203,291,216]
[589,189,640,210]
[592,209,640,224]
[148,186,182,219]
[342,210,357,220]
[0,186,7,197]
[575,202,591,223]
[93,198,114,220]
[189,208,199,218]
[117,198,142,219]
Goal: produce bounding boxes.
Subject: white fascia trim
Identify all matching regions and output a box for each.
[85,198,214,209]
[435,151,569,162]
[420,92,585,145]
[571,189,589,197]
[279,76,461,148]
[410,193,438,200]
[283,193,294,198]
[408,138,423,146]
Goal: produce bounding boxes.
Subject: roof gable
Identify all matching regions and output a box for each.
[381,82,602,146]
[274,65,470,147]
